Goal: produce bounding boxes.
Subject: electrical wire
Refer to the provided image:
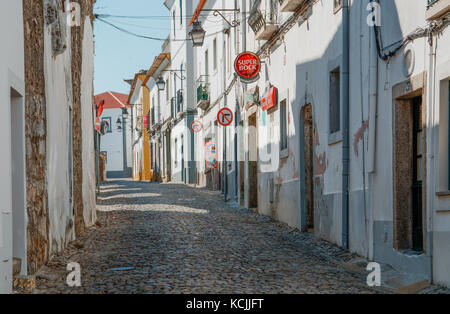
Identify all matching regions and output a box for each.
[371,0,450,61]
[95,16,230,42]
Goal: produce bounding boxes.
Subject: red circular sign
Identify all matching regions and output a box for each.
[95,117,101,132]
[234,52,261,80]
[217,108,234,127]
[190,120,203,133]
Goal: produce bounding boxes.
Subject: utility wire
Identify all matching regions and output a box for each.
[95,16,229,42]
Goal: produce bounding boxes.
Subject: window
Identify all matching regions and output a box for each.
[329,67,341,134]
[334,0,343,13]
[151,106,155,125]
[166,79,169,101]
[180,0,183,25]
[102,117,112,133]
[205,50,209,83]
[174,138,178,167]
[280,99,288,152]
[213,38,217,70]
[227,33,232,74]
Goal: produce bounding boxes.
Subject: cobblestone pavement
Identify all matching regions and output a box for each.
[33,179,386,294]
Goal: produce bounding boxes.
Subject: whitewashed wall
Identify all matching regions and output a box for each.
[81,16,97,226]
[43,12,75,255]
[0,0,25,294]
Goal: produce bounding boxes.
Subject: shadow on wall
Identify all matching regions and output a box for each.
[288,0,403,255]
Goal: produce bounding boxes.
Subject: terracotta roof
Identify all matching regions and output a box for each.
[189,0,207,26]
[143,53,171,85]
[126,73,147,105]
[94,92,130,109]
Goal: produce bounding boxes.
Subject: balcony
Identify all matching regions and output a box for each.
[197,83,210,111]
[248,7,279,40]
[278,0,306,12]
[426,0,450,20]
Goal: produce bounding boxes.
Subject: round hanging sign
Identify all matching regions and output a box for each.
[234,52,261,82]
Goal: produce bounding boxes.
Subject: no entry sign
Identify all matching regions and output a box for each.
[217,108,233,127]
[234,52,261,83]
[95,117,101,132]
[190,120,203,133]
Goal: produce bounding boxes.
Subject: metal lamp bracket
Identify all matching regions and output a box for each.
[201,9,240,28]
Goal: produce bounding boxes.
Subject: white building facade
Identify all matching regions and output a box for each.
[161,0,450,287]
[0,0,26,294]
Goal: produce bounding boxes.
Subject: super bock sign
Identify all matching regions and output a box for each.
[234,52,261,84]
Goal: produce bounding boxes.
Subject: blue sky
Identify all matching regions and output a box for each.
[93,0,170,96]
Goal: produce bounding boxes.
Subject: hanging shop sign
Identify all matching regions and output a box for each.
[234,52,261,83]
[143,115,149,130]
[261,86,278,111]
[205,142,218,169]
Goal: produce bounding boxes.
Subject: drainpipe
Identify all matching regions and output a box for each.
[367,0,379,260]
[224,28,228,201]
[342,0,350,250]
[241,0,246,52]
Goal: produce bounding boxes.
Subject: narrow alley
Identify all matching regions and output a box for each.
[33,180,379,294]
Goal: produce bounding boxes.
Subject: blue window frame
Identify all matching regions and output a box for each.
[180,0,183,24]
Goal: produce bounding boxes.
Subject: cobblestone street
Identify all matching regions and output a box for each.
[33,179,383,294]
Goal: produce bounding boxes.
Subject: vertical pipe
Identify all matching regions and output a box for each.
[122,112,127,177]
[241,0,246,52]
[342,0,350,250]
[367,0,379,260]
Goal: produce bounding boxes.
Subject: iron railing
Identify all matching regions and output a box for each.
[248,0,278,35]
[197,84,209,103]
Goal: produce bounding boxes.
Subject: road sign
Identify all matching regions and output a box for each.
[217,108,233,127]
[190,120,203,133]
[95,117,101,132]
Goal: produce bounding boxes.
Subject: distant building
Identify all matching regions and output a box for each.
[95,92,132,178]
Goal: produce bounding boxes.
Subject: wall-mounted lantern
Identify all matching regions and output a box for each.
[156,77,166,91]
[189,21,206,47]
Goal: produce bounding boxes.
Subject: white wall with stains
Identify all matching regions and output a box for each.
[0,0,25,294]
[81,16,97,227]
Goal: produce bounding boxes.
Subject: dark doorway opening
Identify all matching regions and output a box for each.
[302,104,314,233]
[412,96,423,252]
[248,113,258,209]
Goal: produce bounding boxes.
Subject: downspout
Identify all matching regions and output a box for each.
[241,0,246,52]
[122,110,127,177]
[342,0,350,250]
[367,0,379,260]
[224,26,228,201]
[427,24,437,284]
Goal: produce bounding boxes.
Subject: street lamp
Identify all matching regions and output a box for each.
[116,117,122,130]
[189,21,206,47]
[156,77,166,91]
[122,107,129,120]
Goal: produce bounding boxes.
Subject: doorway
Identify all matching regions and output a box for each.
[248,113,258,209]
[302,104,314,232]
[181,134,185,183]
[10,88,27,278]
[394,92,425,252]
[412,96,423,252]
